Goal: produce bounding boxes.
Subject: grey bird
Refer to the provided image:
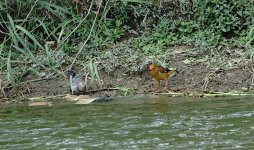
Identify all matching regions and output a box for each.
[68,69,85,95]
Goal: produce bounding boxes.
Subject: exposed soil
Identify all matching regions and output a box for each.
[1,46,254,101]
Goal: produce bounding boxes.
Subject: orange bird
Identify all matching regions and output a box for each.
[148,64,177,92]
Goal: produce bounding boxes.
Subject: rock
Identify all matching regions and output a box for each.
[28,102,52,106]
[64,94,97,104]
[75,97,97,104]
[64,94,80,102]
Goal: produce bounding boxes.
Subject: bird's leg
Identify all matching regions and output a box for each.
[156,81,160,91]
[163,80,170,93]
[154,81,160,92]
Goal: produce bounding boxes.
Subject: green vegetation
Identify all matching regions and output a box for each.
[0,0,253,90]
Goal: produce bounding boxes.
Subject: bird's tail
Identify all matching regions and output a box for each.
[167,70,177,78]
[79,81,85,91]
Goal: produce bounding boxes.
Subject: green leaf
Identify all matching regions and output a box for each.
[7,14,15,31]
[15,25,44,50]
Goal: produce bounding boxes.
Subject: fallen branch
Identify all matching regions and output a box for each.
[154,91,253,97]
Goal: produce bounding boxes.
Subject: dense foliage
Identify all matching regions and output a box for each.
[0,0,253,86]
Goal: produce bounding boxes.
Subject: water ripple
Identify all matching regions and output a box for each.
[1,97,254,149]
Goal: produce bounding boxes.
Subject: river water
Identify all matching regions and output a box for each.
[1,95,254,149]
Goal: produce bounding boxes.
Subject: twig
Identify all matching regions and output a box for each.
[69,0,103,69]
[25,83,31,94]
[202,75,210,89]
[202,68,219,89]
[83,87,120,93]
[1,74,59,99]
[0,78,5,98]
[142,9,149,25]
[20,0,40,26]
[19,75,57,85]
[2,74,58,91]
